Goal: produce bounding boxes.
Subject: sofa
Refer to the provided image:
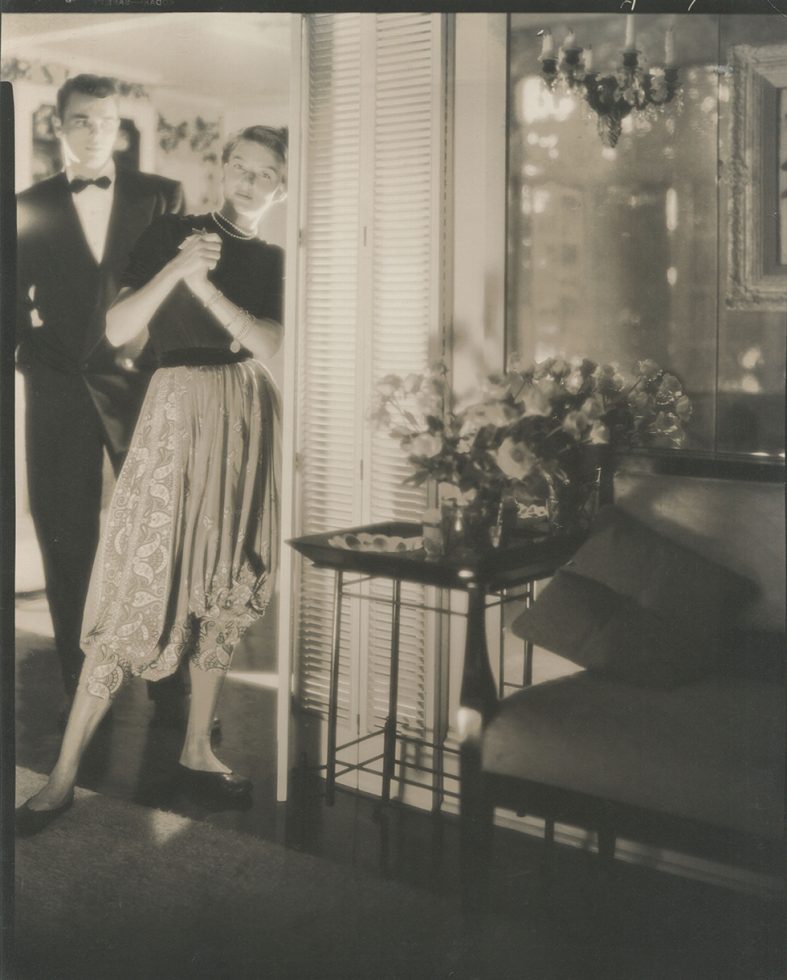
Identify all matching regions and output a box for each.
[459,453,785,891]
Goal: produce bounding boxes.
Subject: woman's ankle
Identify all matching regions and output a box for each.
[28,777,74,810]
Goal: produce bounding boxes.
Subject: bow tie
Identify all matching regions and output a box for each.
[69,176,112,194]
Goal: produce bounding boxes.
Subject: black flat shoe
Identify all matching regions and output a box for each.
[15,791,75,838]
[176,765,252,800]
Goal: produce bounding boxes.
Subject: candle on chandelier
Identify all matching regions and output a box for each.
[665,26,676,66]
[540,29,555,59]
[624,14,636,52]
[585,46,594,72]
[564,28,576,49]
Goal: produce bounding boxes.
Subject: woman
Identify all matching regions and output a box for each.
[17,125,287,834]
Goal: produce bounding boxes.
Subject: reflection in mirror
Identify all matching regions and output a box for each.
[507,13,786,457]
[3,11,291,827]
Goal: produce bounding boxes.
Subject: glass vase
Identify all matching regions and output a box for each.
[440,494,512,556]
[545,447,612,536]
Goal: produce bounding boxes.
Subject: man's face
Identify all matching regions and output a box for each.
[54,92,120,173]
[222,139,285,218]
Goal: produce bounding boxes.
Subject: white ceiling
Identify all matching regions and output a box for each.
[1,12,292,103]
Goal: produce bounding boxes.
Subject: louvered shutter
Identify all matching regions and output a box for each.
[297,13,363,724]
[364,14,443,736]
[295,13,445,775]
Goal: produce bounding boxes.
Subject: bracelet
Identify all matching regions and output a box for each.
[235,314,252,342]
[224,307,245,332]
[203,288,222,309]
[226,308,253,352]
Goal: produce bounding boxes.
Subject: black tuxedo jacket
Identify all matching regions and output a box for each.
[16,167,185,455]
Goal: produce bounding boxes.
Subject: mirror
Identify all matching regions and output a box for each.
[507,13,786,457]
[3,11,291,816]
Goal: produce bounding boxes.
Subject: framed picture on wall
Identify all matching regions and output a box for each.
[728,44,787,309]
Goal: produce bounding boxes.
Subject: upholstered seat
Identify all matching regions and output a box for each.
[483,672,784,841]
[459,456,785,902]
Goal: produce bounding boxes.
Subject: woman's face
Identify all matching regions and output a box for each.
[222,139,285,218]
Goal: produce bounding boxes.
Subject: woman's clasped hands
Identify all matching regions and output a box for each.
[174,230,222,290]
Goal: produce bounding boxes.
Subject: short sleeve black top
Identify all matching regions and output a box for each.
[120,213,284,355]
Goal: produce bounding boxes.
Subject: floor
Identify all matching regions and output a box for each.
[14,592,786,979]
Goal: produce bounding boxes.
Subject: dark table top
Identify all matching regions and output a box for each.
[287,521,584,591]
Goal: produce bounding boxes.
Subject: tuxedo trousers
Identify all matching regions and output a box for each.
[23,361,185,706]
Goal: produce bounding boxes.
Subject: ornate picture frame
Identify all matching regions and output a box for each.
[727,44,787,310]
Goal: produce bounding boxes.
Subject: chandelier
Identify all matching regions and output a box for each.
[539,17,680,148]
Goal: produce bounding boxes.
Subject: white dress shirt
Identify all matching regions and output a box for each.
[65,161,116,264]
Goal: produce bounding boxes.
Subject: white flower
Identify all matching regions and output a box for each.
[581,395,605,420]
[411,432,443,457]
[460,401,510,432]
[481,373,510,400]
[495,438,537,480]
[637,359,661,380]
[675,395,693,421]
[519,384,552,417]
[376,374,402,397]
[482,402,511,427]
[532,358,555,380]
[561,411,590,438]
[564,369,585,394]
[415,389,442,415]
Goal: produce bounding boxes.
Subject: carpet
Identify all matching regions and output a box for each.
[13,767,545,980]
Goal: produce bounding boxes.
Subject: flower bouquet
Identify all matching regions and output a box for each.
[371,356,692,550]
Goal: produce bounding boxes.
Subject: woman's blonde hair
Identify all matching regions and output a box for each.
[222,126,288,171]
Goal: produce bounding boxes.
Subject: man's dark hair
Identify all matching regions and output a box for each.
[56,74,118,119]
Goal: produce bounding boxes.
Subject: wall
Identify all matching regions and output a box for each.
[451,14,508,398]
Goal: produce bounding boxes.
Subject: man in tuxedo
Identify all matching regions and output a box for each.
[16,74,186,722]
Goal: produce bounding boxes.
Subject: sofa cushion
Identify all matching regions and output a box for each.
[612,468,785,633]
[563,505,757,637]
[512,569,715,688]
[508,570,618,660]
[580,596,716,688]
[482,672,785,841]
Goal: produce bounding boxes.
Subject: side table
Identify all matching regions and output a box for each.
[288,521,582,806]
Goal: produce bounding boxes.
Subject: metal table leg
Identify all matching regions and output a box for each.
[498,588,506,700]
[325,569,344,806]
[382,578,402,802]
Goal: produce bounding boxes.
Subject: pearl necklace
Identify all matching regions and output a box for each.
[211,210,258,241]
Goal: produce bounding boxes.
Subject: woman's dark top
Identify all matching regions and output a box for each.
[120,212,284,358]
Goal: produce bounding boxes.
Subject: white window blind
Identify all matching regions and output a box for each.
[296,12,445,750]
[298,13,363,723]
